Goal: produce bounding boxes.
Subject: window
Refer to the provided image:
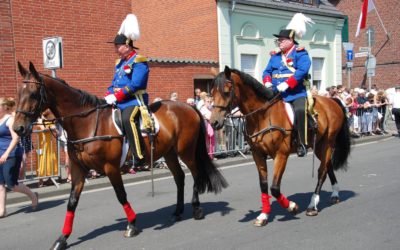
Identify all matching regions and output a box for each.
[312,57,324,90]
[241,54,257,77]
[289,0,314,5]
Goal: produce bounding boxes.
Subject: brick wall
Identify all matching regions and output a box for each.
[148,62,217,102]
[336,0,399,90]
[1,0,219,102]
[2,0,131,99]
[0,0,17,97]
[133,0,219,101]
[133,0,219,61]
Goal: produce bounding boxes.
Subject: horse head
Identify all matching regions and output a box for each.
[210,66,236,130]
[13,61,48,136]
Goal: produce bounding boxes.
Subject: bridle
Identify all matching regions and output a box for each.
[212,76,281,119]
[212,74,285,138]
[16,78,48,121]
[212,79,235,113]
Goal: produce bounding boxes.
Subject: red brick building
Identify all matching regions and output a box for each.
[0,0,217,102]
[333,0,399,89]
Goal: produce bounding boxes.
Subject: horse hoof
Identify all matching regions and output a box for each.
[124,224,140,238]
[50,240,67,250]
[306,208,319,216]
[253,218,268,227]
[330,196,340,205]
[193,207,204,220]
[288,201,299,215]
[170,214,182,222]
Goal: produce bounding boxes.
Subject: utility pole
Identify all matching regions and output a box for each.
[366,28,375,91]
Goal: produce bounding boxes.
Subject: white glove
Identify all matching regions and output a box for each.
[264,82,272,88]
[105,94,117,105]
[277,82,289,92]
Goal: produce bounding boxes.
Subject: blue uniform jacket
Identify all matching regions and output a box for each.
[107,52,149,110]
[262,46,311,102]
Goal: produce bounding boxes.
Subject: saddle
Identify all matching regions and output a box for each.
[283,101,318,147]
[112,108,159,137]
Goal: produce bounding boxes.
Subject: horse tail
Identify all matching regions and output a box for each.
[331,98,351,171]
[192,107,228,194]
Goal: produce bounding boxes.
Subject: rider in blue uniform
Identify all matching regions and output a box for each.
[105,32,149,166]
[262,28,311,157]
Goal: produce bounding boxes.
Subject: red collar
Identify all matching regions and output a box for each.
[125,50,136,60]
[284,45,295,57]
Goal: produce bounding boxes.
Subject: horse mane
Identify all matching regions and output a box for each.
[215,68,274,101]
[42,74,106,107]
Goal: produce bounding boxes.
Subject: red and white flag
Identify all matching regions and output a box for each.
[355,0,376,37]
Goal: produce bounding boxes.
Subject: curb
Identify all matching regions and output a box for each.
[7,134,392,206]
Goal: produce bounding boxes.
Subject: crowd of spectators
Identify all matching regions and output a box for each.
[312,84,395,138]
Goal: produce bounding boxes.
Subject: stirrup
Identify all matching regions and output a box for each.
[297,143,307,157]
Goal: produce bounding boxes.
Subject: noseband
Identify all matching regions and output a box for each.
[16,78,48,120]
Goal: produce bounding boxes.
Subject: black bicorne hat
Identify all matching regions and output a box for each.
[273,29,299,45]
[108,34,139,49]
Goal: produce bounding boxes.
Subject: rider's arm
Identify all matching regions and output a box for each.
[286,50,311,89]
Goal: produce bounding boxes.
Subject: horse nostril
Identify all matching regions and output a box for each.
[211,121,219,129]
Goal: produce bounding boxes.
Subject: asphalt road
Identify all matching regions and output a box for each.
[1,137,399,250]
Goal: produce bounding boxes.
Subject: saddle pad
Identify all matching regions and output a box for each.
[284,102,294,127]
[112,108,160,137]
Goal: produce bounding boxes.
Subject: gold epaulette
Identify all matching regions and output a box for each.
[134,55,148,63]
[115,58,121,65]
[296,47,305,51]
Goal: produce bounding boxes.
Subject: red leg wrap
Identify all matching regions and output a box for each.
[123,202,136,222]
[62,211,75,236]
[277,194,290,208]
[261,193,271,214]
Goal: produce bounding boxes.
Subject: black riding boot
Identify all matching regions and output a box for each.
[292,98,307,157]
[122,106,146,165]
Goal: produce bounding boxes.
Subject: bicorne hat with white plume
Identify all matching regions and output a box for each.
[109,14,140,49]
[273,13,314,45]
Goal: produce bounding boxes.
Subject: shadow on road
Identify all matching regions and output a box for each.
[239,190,356,223]
[68,201,233,248]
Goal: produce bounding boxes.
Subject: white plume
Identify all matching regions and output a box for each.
[118,14,140,41]
[286,13,314,39]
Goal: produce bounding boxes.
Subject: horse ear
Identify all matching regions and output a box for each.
[29,61,40,81]
[17,61,29,78]
[224,65,231,79]
[210,67,218,77]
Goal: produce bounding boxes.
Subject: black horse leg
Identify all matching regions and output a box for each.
[191,184,204,220]
[50,169,85,250]
[107,166,140,237]
[327,166,340,204]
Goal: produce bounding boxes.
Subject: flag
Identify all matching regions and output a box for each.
[355,0,376,37]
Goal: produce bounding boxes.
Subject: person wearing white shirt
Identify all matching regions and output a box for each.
[391,86,400,137]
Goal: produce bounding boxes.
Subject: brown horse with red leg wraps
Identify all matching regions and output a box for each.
[13,62,227,250]
[210,66,350,226]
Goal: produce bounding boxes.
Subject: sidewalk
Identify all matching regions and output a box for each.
[6,131,396,206]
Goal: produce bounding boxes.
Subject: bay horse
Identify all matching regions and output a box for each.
[13,62,228,250]
[210,66,351,226]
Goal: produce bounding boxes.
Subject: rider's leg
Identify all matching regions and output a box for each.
[121,106,146,166]
[292,97,307,157]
